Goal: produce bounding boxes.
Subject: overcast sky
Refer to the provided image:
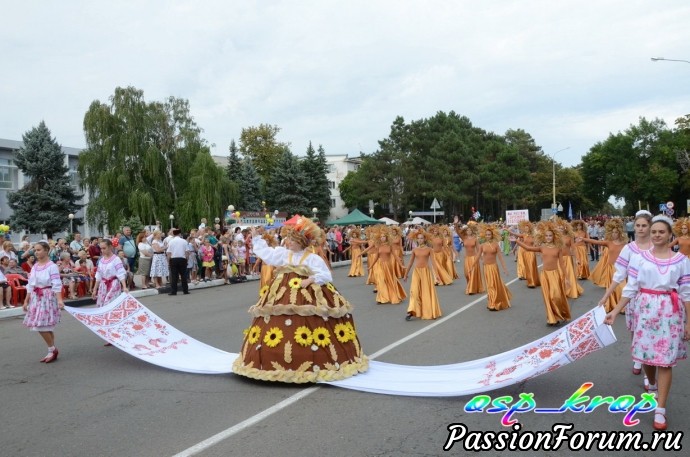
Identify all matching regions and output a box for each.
[1,1,688,168]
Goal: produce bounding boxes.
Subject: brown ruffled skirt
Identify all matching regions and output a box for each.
[233,266,368,383]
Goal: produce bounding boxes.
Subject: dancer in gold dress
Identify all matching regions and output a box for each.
[404,228,442,320]
[363,227,407,304]
[582,219,627,312]
[670,218,690,258]
[429,225,454,285]
[517,221,571,326]
[389,225,406,279]
[476,224,512,311]
[516,220,540,288]
[571,220,591,280]
[343,227,366,277]
[555,218,582,299]
[456,222,484,295]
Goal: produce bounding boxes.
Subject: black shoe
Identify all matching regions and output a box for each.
[183,292,190,295]
[168,293,177,296]
[405,313,413,321]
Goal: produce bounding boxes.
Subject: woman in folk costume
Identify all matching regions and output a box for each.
[234,218,368,383]
[389,225,406,279]
[670,217,690,258]
[555,218,583,299]
[476,224,512,311]
[343,227,366,277]
[571,220,591,280]
[456,222,484,295]
[22,241,65,363]
[404,228,442,320]
[605,215,690,431]
[363,226,407,304]
[428,225,453,285]
[599,210,653,375]
[441,225,459,280]
[515,220,540,288]
[256,231,278,289]
[91,239,128,307]
[517,221,571,326]
[364,226,379,287]
[583,218,628,312]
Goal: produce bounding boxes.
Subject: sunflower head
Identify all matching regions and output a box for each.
[312,327,331,347]
[259,285,269,297]
[334,323,352,343]
[294,326,313,347]
[263,327,284,348]
[247,326,261,344]
[288,277,302,289]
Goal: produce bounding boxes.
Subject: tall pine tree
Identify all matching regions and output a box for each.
[264,150,309,216]
[239,158,263,211]
[226,139,242,183]
[300,142,332,221]
[9,121,82,237]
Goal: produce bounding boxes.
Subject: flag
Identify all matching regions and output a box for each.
[568,201,573,220]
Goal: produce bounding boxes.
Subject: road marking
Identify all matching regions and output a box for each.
[173,275,522,456]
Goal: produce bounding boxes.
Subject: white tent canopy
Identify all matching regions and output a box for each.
[403,216,432,226]
[378,217,400,225]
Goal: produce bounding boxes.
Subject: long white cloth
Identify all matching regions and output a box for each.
[66,294,616,395]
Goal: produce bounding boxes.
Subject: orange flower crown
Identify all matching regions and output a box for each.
[535,220,563,247]
[478,223,501,243]
[604,218,627,242]
[673,217,690,237]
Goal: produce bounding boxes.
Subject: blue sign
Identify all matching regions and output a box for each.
[659,203,667,211]
[552,207,558,214]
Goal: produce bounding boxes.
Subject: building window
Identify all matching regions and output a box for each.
[0,159,17,190]
[327,164,335,173]
[328,181,335,189]
[331,199,336,208]
[69,165,80,188]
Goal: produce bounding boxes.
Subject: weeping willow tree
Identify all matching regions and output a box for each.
[79,86,237,231]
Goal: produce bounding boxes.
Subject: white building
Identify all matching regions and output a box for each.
[325,154,362,220]
[0,138,92,240]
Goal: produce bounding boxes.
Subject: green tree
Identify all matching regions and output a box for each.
[239,124,289,184]
[239,158,263,211]
[79,86,234,231]
[300,143,332,221]
[226,139,242,183]
[8,121,82,237]
[264,150,309,216]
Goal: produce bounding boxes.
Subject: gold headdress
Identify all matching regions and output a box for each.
[673,217,690,238]
[604,218,627,242]
[518,220,533,234]
[478,223,501,243]
[534,220,563,247]
[571,219,587,232]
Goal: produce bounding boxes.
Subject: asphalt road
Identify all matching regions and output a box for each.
[1,255,687,456]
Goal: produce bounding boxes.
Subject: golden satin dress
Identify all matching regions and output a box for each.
[560,254,583,299]
[365,248,378,286]
[588,247,609,287]
[391,237,405,279]
[259,263,275,289]
[347,244,364,277]
[483,261,512,311]
[574,244,590,279]
[373,246,407,304]
[539,269,571,325]
[431,238,454,285]
[516,246,526,279]
[464,255,484,295]
[406,266,442,319]
[444,238,459,280]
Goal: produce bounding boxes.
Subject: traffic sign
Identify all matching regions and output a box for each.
[430,198,441,210]
[667,201,675,209]
[668,208,675,216]
[659,203,667,212]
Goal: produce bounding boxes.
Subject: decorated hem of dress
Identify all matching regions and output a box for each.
[248,302,353,318]
[232,356,369,383]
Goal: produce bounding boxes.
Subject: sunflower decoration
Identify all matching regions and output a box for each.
[334,323,352,343]
[326,282,337,293]
[263,327,284,348]
[672,217,690,238]
[288,277,302,289]
[247,325,262,344]
[259,285,270,298]
[294,326,313,347]
[312,327,332,347]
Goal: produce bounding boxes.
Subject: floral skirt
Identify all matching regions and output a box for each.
[150,254,169,278]
[631,292,687,367]
[233,267,368,383]
[23,290,60,331]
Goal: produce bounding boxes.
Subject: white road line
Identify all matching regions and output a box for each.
[173,274,523,456]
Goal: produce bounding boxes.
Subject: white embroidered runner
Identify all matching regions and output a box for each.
[66,294,616,395]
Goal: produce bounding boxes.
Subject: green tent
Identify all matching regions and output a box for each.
[325,209,382,226]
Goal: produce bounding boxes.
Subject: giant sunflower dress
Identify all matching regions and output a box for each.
[233,238,368,383]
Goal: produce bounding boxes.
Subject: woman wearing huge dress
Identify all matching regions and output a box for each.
[233,218,368,383]
[605,215,690,431]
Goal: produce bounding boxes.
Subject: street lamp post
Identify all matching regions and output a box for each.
[68,213,74,234]
[312,207,318,221]
[551,147,570,212]
[408,210,413,221]
[169,214,174,230]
